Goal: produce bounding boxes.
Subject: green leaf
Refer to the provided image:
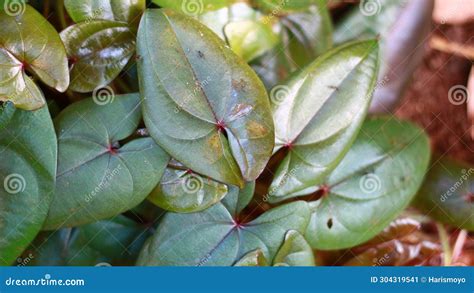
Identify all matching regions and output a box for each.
[152,0,230,15]
[30,215,150,266]
[64,0,145,25]
[136,182,311,266]
[137,9,274,187]
[252,0,333,87]
[273,230,315,266]
[0,103,57,265]
[147,161,228,213]
[306,117,431,250]
[268,40,379,202]
[43,94,170,229]
[334,0,433,113]
[61,20,136,93]
[196,2,279,62]
[224,20,279,62]
[414,157,474,231]
[254,0,313,13]
[234,249,268,266]
[0,5,69,110]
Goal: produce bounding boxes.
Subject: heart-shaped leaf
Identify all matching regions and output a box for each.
[64,0,145,26]
[61,20,136,93]
[30,215,150,266]
[0,103,57,265]
[43,94,169,229]
[305,117,431,250]
[147,160,228,213]
[414,157,474,231]
[334,0,433,113]
[137,9,274,187]
[252,0,333,88]
[152,0,230,14]
[268,40,379,202]
[0,5,69,110]
[273,230,315,266]
[136,182,311,266]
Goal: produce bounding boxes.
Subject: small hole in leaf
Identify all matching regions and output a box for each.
[327,218,333,229]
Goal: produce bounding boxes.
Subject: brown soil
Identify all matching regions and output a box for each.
[395,21,474,165]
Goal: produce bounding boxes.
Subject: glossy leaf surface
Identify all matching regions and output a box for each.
[0,5,69,109]
[268,40,379,202]
[306,117,431,250]
[148,162,228,213]
[61,20,135,93]
[138,9,274,187]
[64,0,145,25]
[137,183,311,266]
[43,94,169,229]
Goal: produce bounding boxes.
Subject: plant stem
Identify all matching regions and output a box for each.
[436,223,452,266]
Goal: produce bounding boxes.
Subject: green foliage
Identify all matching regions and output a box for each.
[0,103,57,265]
[0,5,68,109]
[137,9,274,187]
[414,158,474,231]
[43,94,169,229]
[137,183,311,266]
[305,117,431,250]
[0,1,438,266]
[268,40,379,202]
